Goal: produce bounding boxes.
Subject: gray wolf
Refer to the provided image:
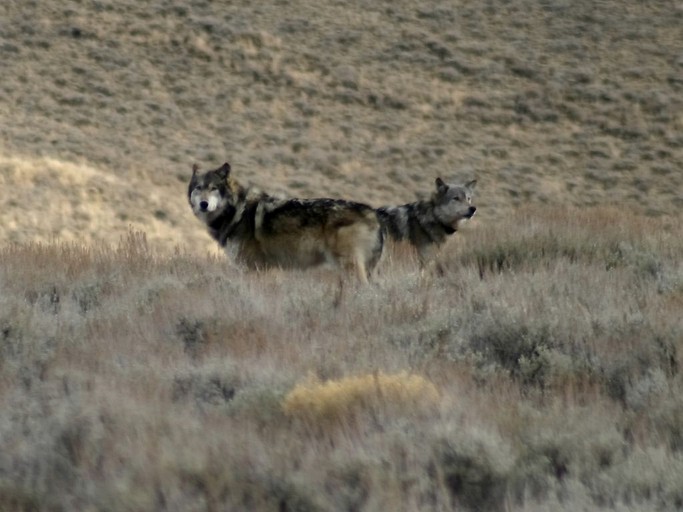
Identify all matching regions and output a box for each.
[376,178,477,270]
[188,162,384,283]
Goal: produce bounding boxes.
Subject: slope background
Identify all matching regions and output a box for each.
[1,0,681,252]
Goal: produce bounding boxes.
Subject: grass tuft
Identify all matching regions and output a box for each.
[282,372,440,428]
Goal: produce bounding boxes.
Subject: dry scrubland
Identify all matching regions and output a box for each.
[1,209,683,511]
[1,0,683,511]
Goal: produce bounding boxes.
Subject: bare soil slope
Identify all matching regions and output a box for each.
[1,1,681,250]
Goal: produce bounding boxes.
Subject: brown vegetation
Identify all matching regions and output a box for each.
[1,209,682,510]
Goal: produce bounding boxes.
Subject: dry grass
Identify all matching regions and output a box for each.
[282,372,440,431]
[0,208,682,511]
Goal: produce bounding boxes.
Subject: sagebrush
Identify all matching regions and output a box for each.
[0,208,681,511]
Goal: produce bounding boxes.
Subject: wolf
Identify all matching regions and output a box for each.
[188,162,384,283]
[375,177,476,272]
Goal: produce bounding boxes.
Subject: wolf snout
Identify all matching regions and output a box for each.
[199,200,209,211]
[467,206,477,218]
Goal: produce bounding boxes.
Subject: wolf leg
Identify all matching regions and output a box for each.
[354,252,370,285]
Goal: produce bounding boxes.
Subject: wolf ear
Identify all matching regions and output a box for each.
[435,177,448,194]
[216,162,231,180]
[191,163,199,177]
[465,179,477,192]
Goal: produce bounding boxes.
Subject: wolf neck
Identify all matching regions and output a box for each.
[439,221,457,235]
[207,184,252,245]
[207,207,237,239]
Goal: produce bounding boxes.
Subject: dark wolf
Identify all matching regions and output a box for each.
[188,162,384,283]
[376,178,477,270]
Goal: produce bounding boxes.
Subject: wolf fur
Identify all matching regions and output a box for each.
[188,162,384,283]
[376,177,476,269]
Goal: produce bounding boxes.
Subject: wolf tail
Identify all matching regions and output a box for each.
[367,221,385,274]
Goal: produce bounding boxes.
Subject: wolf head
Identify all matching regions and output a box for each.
[188,162,235,222]
[432,177,477,232]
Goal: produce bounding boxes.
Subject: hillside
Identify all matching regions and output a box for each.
[1,0,681,251]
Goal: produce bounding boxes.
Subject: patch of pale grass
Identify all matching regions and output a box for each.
[0,152,214,252]
[282,372,440,427]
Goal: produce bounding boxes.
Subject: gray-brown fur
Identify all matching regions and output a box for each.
[188,162,384,283]
[376,178,476,267]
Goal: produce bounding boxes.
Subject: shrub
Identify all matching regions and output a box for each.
[171,372,238,408]
[433,430,513,511]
